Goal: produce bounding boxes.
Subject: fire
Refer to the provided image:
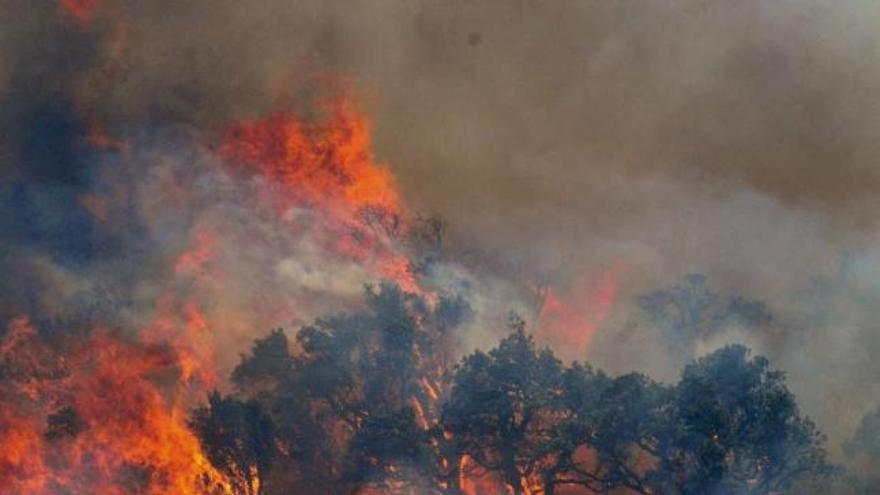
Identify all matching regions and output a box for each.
[0,78,443,491]
[459,455,506,495]
[219,97,401,216]
[0,414,49,494]
[0,318,232,495]
[219,94,427,297]
[175,231,217,279]
[536,263,621,360]
[379,256,422,296]
[144,297,220,388]
[58,0,103,24]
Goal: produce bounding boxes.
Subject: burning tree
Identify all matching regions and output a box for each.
[191,283,471,494]
[190,393,276,495]
[0,9,839,491]
[190,288,831,495]
[440,317,566,495]
[0,319,235,495]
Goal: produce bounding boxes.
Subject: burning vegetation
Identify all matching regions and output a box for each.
[0,86,849,494]
[0,280,840,494]
[4,2,880,494]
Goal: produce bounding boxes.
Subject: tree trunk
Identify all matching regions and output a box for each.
[444,453,462,495]
[543,474,555,495]
[502,449,522,495]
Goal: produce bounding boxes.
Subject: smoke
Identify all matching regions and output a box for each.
[3,0,880,460]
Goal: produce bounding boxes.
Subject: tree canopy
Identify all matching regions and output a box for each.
[191,282,832,495]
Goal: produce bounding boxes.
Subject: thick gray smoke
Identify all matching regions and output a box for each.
[2,0,880,458]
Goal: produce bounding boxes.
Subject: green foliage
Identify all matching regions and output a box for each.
[442,336,829,495]
[558,368,671,494]
[231,329,293,389]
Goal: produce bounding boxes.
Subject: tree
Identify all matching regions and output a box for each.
[194,285,831,495]
[190,393,276,495]
[658,345,831,494]
[553,367,672,494]
[845,405,880,460]
[441,317,565,495]
[222,282,470,493]
[638,274,771,360]
[345,407,438,493]
[229,327,336,492]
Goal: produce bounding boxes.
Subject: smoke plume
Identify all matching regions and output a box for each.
[2,1,880,488]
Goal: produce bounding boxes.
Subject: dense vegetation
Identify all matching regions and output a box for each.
[188,281,860,494]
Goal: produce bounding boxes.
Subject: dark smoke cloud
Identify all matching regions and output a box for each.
[2,0,880,456]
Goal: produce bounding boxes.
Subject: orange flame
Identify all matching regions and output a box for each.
[58,0,103,24]
[219,95,428,297]
[175,231,217,280]
[219,97,401,216]
[11,65,436,490]
[536,263,621,360]
[0,318,232,495]
[87,121,130,154]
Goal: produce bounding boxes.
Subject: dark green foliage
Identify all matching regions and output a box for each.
[442,335,829,495]
[231,329,293,389]
[557,368,672,494]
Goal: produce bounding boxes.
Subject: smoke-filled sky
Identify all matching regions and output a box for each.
[3,0,880,454]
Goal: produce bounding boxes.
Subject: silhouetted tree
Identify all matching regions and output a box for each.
[190,393,276,495]
[638,274,771,360]
[656,345,831,494]
[441,317,565,494]
[345,407,438,493]
[441,334,830,495]
[229,328,334,491]
[224,282,470,493]
[194,283,832,495]
[552,367,671,494]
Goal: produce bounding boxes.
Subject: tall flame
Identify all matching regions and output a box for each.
[536,263,621,360]
[0,318,232,495]
[219,95,424,296]
[219,97,401,217]
[0,82,434,492]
